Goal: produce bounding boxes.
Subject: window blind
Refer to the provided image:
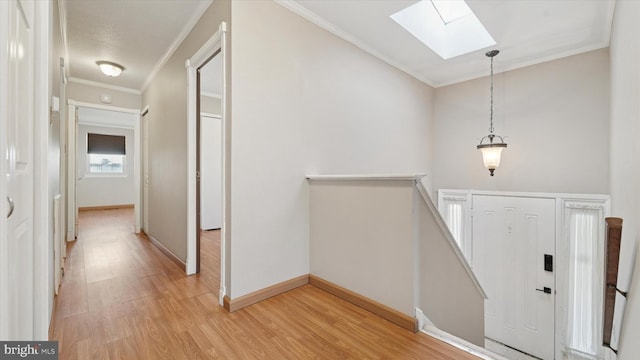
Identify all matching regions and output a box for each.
[87,133,126,155]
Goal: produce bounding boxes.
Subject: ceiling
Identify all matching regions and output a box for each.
[62,0,212,91]
[62,0,615,91]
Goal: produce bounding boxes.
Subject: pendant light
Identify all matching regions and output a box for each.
[477,49,507,176]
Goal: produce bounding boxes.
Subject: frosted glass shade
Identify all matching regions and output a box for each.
[97,61,124,77]
[477,143,506,176]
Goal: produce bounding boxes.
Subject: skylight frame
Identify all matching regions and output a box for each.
[431,0,473,25]
[390,0,496,60]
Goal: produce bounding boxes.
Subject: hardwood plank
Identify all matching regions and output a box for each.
[310,274,418,332]
[223,274,309,312]
[50,208,481,360]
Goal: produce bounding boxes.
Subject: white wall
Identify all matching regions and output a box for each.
[309,180,417,316]
[432,49,610,196]
[76,124,135,208]
[417,186,484,346]
[200,115,222,230]
[230,0,434,298]
[67,81,141,109]
[609,1,640,358]
[141,0,231,262]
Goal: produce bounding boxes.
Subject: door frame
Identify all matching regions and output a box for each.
[142,105,149,233]
[67,100,142,236]
[185,22,228,305]
[438,189,610,359]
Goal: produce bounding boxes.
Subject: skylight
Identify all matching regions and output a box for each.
[390,0,495,60]
[431,0,472,24]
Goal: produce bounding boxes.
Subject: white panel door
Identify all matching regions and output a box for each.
[473,195,555,360]
[0,0,35,340]
[200,116,222,230]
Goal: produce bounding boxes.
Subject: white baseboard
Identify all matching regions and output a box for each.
[414,307,508,360]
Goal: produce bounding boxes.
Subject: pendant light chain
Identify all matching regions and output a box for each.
[477,49,506,177]
[489,54,494,135]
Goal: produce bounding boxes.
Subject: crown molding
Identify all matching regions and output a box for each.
[141,0,213,92]
[273,0,435,88]
[68,77,142,95]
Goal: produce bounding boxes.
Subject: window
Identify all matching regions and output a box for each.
[87,133,126,174]
[563,202,605,360]
[88,154,124,173]
[390,0,495,59]
[438,191,471,263]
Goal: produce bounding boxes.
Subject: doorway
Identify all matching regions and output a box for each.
[472,195,555,360]
[67,102,142,240]
[186,22,228,305]
[196,52,223,283]
[439,189,610,360]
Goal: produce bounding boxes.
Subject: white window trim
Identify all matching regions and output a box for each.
[437,190,472,263]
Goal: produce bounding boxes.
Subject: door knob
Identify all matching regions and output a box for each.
[6,196,14,218]
[536,287,552,294]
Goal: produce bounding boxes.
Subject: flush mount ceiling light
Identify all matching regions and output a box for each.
[96,61,124,77]
[477,50,507,177]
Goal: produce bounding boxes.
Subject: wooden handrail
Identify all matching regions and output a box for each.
[603,217,623,352]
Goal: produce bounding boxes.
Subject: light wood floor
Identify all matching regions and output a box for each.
[50,208,480,359]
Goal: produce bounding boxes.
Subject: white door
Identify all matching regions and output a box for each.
[473,195,555,360]
[0,0,36,340]
[200,115,222,230]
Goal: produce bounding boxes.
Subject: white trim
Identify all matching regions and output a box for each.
[66,104,76,241]
[201,112,221,119]
[141,0,213,92]
[556,197,610,360]
[421,324,508,360]
[274,0,435,87]
[440,188,611,203]
[437,189,473,263]
[57,0,70,80]
[67,77,141,95]
[201,91,221,99]
[306,173,427,181]
[33,0,52,340]
[77,120,134,130]
[275,0,614,89]
[68,99,140,114]
[186,22,228,307]
[133,111,141,233]
[435,44,611,88]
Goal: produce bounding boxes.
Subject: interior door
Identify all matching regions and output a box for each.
[473,195,555,360]
[1,0,35,340]
[199,115,222,230]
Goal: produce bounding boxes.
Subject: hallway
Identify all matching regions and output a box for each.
[49,208,480,359]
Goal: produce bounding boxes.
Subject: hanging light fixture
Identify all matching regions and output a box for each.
[96,61,124,77]
[477,49,507,176]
